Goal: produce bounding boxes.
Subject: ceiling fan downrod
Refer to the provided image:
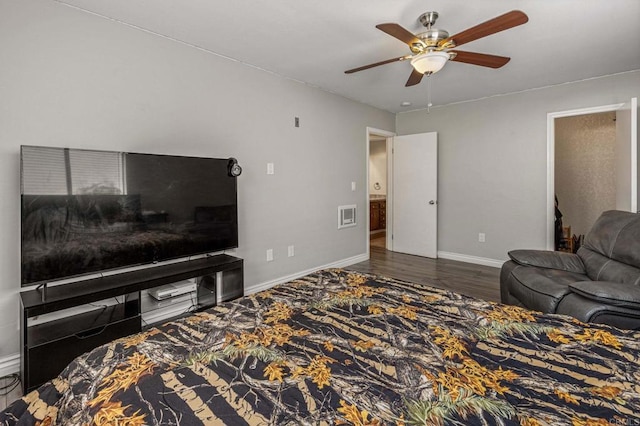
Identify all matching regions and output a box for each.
[418,11,438,29]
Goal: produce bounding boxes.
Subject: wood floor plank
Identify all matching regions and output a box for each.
[0,375,23,411]
[347,246,501,302]
[0,377,5,411]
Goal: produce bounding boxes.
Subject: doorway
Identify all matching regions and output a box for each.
[546,98,638,250]
[366,127,394,256]
[554,111,616,252]
[366,128,439,259]
[369,136,388,249]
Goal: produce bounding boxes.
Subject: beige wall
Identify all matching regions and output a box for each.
[555,112,616,237]
[369,139,387,196]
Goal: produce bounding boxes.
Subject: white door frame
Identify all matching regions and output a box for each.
[546,102,625,250]
[366,127,396,258]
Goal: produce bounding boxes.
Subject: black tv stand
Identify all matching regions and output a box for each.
[20,254,243,393]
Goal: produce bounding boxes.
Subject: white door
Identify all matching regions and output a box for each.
[392,132,438,258]
[615,97,638,212]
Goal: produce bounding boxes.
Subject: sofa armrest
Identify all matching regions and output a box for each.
[569,281,640,310]
[508,249,585,274]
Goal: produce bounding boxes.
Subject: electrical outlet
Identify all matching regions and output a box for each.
[288,245,295,257]
[294,117,300,127]
[267,163,274,175]
[266,249,274,262]
[478,233,486,243]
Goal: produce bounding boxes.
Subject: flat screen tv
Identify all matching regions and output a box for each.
[20,145,239,286]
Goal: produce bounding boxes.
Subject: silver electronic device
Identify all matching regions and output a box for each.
[149,280,197,301]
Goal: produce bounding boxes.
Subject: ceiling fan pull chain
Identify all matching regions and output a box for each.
[427,75,433,113]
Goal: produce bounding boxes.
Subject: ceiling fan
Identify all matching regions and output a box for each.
[345,10,528,87]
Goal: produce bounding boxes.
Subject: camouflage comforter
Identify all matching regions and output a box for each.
[2,269,640,425]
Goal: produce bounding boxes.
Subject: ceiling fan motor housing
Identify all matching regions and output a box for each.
[414,12,451,52]
[416,29,449,50]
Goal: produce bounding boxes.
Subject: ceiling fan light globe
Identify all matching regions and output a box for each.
[410,51,449,74]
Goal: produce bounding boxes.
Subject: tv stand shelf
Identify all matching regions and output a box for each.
[20,254,243,393]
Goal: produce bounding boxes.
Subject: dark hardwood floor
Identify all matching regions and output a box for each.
[0,374,22,412]
[348,245,501,302]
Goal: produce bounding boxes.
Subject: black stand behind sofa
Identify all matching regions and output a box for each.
[501,210,640,329]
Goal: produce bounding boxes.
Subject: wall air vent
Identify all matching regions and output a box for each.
[338,205,357,229]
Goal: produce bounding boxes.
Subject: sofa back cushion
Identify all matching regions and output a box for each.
[582,210,640,268]
[578,247,640,285]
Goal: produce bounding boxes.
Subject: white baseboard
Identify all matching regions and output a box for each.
[437,251,505,269]
[245,253,369,295]
[0,353,20,377]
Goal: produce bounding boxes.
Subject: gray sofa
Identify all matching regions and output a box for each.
[501,210,640,329]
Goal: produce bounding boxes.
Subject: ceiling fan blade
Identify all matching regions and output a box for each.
[376,23,423,47]
[345,55,411,74]
[405,69,424,87]
[450,51,511,68]
[440,10,528,48]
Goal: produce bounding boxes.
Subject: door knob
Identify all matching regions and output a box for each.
[429,200,436,205]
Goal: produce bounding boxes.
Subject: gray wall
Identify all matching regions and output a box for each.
[0,0,395,360]
[396,71,640,261]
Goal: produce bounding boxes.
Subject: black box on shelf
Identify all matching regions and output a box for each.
[197,274,217,310]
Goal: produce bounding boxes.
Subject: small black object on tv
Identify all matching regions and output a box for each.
[20,146,239,287]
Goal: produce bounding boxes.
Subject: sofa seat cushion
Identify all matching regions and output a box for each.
[569,281,640,309]
[556,293,640,329]
[507,266,589,313]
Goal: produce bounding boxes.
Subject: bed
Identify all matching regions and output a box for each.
[2,268,640,425]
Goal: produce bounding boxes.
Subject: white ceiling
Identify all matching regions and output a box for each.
[57,0,640,113]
